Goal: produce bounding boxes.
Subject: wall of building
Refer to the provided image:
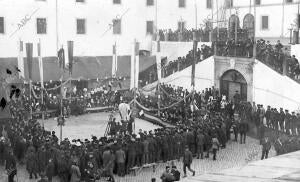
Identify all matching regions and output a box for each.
[0,0,214,60]
[226,0,299,39]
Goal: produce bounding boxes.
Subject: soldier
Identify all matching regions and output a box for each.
[142,136,149,165]
[285,110,291,135]
[115,146,126,176]
[126,138,136,170]
[172,131,180,161]
[261,136,271,160]
[265,106,271,128]
[279,108,285,131]
[102,146,115,182]
[211,135,220,160]
[135,137,143,167]
[182,146,195,178]
[232,116,239,142]
[196,129,204,159]
[291,112,297,135]
[5,149,17,182]
[162,133,169,162]
[297,113,300,135]
[26,145,38,179]
[204,131,211,158]
[239,120,248,144]
[273,108,279,131]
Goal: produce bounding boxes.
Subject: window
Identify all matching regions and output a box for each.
[147,0,154,6]
[286,0,293,3]
[255,0,261,5]
[261,16,269,30]
[179,0,185,8]
[113,19,121,34]
[113,0,121,4]
[207,0,212,9]
[77,19,86,34]
[226,0,233,8]
[76,0,85,2]
[146,21,154,34]
[0,17,4,34]
[178,21,185,31]
[36,18,47,34]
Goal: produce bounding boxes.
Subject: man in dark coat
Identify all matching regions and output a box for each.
[126,139,136,170]
[26,145,38,179]
[239,122,248,144]
[279,108,285,131]
[196,130,204,159]
[5,149,17,182]
[182,146,195,177]
[102,146,115,182]
[38,145,48,175]
[261,137,271,160]
[265,106,271,128]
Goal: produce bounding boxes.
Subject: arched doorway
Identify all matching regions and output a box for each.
[220,70,247,102]
[243,14,255,38]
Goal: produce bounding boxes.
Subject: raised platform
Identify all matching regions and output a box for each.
[185,151,300,182]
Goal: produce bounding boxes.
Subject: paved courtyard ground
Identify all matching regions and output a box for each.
[0,112,276,182]
[39,112,161,140]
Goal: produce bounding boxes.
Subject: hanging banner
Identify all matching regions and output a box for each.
[67,41,74,75]
[18,40,25,78]
[191,32,198,87]
[156,39,162,82]
[26,43,33,80]
[112,43,117,77]
[37,39,44,88]
[130,40,139,89]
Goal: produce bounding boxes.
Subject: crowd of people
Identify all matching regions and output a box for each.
[1,77,300,182]
[158,28,210,42]
[214,38,300,81]
[162,45,213,78]
[158,27,300,82]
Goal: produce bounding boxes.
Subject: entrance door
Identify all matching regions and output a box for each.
[220,70,247,102]
[228,82,241,101]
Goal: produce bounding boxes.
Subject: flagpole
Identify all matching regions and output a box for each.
[29,80,33,119]
[156,37,161,117]
[133,39,137,134]
[253,2,257,59]
[38,38,45,128]
[192,32,197,122]
[194,0,197,29]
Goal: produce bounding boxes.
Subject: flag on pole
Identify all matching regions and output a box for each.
[37,39,44,88]
[191,32,198,87]
[58,47,65,69]
[18,40,25,78]
[130,40,139,89]
[112,43,117,77]
[156,38,162,82]
[26,43,33,80]
[67,41,74,75]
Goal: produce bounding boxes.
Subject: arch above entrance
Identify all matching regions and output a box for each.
[220,69,247,102]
